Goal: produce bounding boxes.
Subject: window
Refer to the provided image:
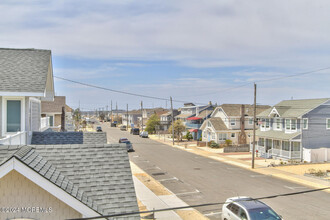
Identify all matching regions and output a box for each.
[219,133,227,141]
[203,132,206,138]
[49,115,54,127]
[276,118,281,130]
[259,138,265,146]
[282,141,290,151]
[239,208,248,220]
[291,142,300,151]
[285,119,290,130]
[265,119,270,128]
[248,118,253,125]
[231,133,235,138]
[7,100,21,132]
[208,121,211,127]
[228,203,240,215]
[327,119,330,129]
[212,132,215,139]
[303,118,308,129]
[230,118,236,126]
[291,119,296,130]
[285,119,297,131]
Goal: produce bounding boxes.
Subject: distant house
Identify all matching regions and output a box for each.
[200,104,270,145]
[140,108,168,129]
[175,102,214,140]
[0,48,54,145]
[158,110,179,131]
[122,110,142,127]
[256,98,330,162]
[41,96,66,131]
[0,144,139,219]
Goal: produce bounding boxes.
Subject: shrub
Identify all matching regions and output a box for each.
[199,137,202,141]
[225,139,232,146]
[185,131,193,141]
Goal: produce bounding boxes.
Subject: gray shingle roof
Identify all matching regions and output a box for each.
[0,48,51,93]
[208,118,228,131]
[0,144,139,218]
[220,104,270,117]
[257,98,330,118]
[31,132,107,145]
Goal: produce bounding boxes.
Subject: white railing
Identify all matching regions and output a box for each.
[40,117,50,131]
[0,131,27,145]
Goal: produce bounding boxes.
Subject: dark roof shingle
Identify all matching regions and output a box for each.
[0,144,139,218]
[31,132,107,145]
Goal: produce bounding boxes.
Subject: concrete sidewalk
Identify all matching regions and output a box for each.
[131,162,208,220]
[149,135,330,193]
[133,176,182,220]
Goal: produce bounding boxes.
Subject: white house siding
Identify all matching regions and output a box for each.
[0,96,2,136]
[30,98,41,131]
[0,170,82,220]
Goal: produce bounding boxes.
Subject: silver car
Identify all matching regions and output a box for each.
[222,197,282,220]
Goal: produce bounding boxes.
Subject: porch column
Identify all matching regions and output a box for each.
[289,141,292,159]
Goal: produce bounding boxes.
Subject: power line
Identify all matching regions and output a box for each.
[54,76,208,105]
[67,186,330,220]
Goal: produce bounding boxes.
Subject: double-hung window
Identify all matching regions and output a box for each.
[219,133,227,141]
[7,100,21,132]
[285,119,297,131]
[230,118,236,126]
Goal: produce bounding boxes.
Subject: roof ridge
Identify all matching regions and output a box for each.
[0,47,51,52]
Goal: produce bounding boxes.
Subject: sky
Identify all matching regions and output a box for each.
[1,0,330,110]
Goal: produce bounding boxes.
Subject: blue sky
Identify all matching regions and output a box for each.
[1,0,330,110]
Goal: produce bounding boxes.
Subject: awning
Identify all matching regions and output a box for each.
[187,117,202,120]
[189,129,198,132]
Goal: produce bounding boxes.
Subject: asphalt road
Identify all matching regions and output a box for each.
[101,123,330,220]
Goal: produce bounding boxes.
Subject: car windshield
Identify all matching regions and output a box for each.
[248,207,281,220]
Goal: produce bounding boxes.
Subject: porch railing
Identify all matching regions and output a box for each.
[0,131,27,145]
[40,117,50,131]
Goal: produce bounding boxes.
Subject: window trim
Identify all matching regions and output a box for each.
[327,118,330,130]
[230,118,236,126]
[248,118,253,125]
[2,96,25,136]
[302,118,308,130]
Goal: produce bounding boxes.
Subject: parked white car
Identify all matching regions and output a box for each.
[222,197,282,220]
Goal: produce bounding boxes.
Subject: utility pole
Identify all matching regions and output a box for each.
[126,104,129,131]
[141,101,144,131]
[170,97,174,145]
[252,83,257,169]
[110,100,113,122]
[116,102,118,124]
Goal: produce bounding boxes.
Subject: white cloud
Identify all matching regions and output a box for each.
[1,0,330,68]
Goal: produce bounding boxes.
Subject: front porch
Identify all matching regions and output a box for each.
[254,137,301,160]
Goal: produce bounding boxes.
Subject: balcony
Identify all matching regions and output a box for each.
[0,131,27,145]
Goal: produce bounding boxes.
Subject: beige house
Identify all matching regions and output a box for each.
[201,104,270,145]
[41,96,66,130]
[0,144,139,220]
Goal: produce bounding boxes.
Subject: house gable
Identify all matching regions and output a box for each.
[0,157,100,218]
[0,170,81,220]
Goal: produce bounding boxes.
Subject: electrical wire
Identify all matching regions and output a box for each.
[66,186,330,220]
[54,76,208,105]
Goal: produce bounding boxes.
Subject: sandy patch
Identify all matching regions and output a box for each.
[176,210,209,220]
[134,173,171,196]
[275,163,330,176]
